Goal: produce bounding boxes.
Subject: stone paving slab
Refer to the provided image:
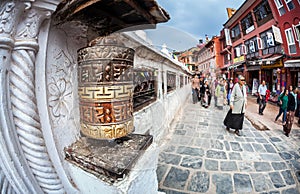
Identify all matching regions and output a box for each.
[157,97,300,193]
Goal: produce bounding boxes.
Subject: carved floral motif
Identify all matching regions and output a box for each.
[0,2,15,34]
[49,79,72,117]
[49,50,75,127]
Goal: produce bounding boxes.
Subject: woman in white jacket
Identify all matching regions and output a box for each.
[223,75,247,136]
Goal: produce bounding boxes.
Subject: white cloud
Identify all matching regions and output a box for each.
[145,0,243,51]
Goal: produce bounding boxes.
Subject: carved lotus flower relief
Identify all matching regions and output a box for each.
[49,79,72,118]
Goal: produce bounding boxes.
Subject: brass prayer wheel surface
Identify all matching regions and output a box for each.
[78,35,134,139]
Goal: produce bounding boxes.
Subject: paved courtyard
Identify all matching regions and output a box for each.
[157,99,300,194]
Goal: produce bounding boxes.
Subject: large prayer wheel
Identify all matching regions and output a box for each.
[77,35,134,139]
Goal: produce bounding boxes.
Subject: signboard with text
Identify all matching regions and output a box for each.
[233,56,245,63]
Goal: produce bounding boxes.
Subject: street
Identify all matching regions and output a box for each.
[157,95,300,193]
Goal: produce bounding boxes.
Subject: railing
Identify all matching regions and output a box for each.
[262,45,282,55]
[246,52,259,60]
[257,14,273,27]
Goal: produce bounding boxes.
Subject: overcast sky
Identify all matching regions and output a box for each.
[145,0,244,51]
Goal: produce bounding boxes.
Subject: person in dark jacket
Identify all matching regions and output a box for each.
[275,89,288,124]
[283,86,298,137]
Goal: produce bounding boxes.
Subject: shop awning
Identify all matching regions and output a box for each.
[284,59,300,67]
[228,61,244,69]
[249,55,283,65]
[247,65,260,71]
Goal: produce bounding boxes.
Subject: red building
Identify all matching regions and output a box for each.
[268,0,300,88]
[196,36,222,80]
[221,0,292,98]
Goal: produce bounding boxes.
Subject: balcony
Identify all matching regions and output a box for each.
[256,14,273,27]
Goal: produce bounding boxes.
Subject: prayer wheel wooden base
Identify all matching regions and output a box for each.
[64,134,153,182]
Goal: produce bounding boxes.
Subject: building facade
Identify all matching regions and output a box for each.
[196,36,221,80]
[222,0,284,97]
[221,0,300,97]
[177,47,200,74]
[268,0,300,88]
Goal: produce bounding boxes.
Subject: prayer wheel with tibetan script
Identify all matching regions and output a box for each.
[77,35,134,139]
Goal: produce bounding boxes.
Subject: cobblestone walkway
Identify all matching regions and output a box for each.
[157,101,300,194]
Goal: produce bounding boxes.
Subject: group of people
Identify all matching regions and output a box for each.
[192,75,300,137]
[191,75,247,136]
[257,80,299,137]
[274,85,299,137]
[191,75,212,108]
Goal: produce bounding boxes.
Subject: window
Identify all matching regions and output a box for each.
[231,24,241,42]
[241,44,247,55]
[234,46,241,57]
[249,41,256,53]
[254,0,273,26]
[285,28,297,54]
[245,38,258,54]
[167,71,176,92]
[274,0,286,15]
[133,68,157,111]
[245,37,260,59]
[257,37,263,49]
[260,29,282,55]
[284,0,295,10]
[224,54,231,65]
[241,13,254,35]
[180,75,184,88]
[293,24,300,42]
[267,32,275,46]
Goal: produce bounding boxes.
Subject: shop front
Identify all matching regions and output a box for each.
[230,56,245,79]
[245,64,260,95]
[261,59,284,94]
[249,56,284,94]
[284,59,300,88]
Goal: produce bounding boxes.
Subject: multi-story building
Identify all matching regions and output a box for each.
[268,0,300,88]
[222,0,284,95]
[221,0,300,95]
[177,47,199,74]
[196,36,222,80]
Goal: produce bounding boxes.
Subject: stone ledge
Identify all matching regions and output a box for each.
[65,134,153,183]
[245,114,269,131]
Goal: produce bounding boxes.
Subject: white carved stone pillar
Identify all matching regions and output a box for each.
[0,1,44,193]
[11,5,66,194]
[1,0,77,193]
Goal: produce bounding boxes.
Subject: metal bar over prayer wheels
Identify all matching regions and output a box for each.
[77,34,135,139]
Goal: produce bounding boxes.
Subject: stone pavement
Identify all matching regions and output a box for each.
[157,96,300,194]
[245,95,300,133]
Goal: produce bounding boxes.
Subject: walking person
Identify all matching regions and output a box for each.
[191,75,200,104]
[213,78,218,107]
[199,76,205,103]
[223,75,247,136]
[227,78,234,105]
[258,80,268,115]
[297,90,300,127]
[275,89,288,125]
[202,80,211,108]
[283,86,298,137]
[215,78,227,110]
